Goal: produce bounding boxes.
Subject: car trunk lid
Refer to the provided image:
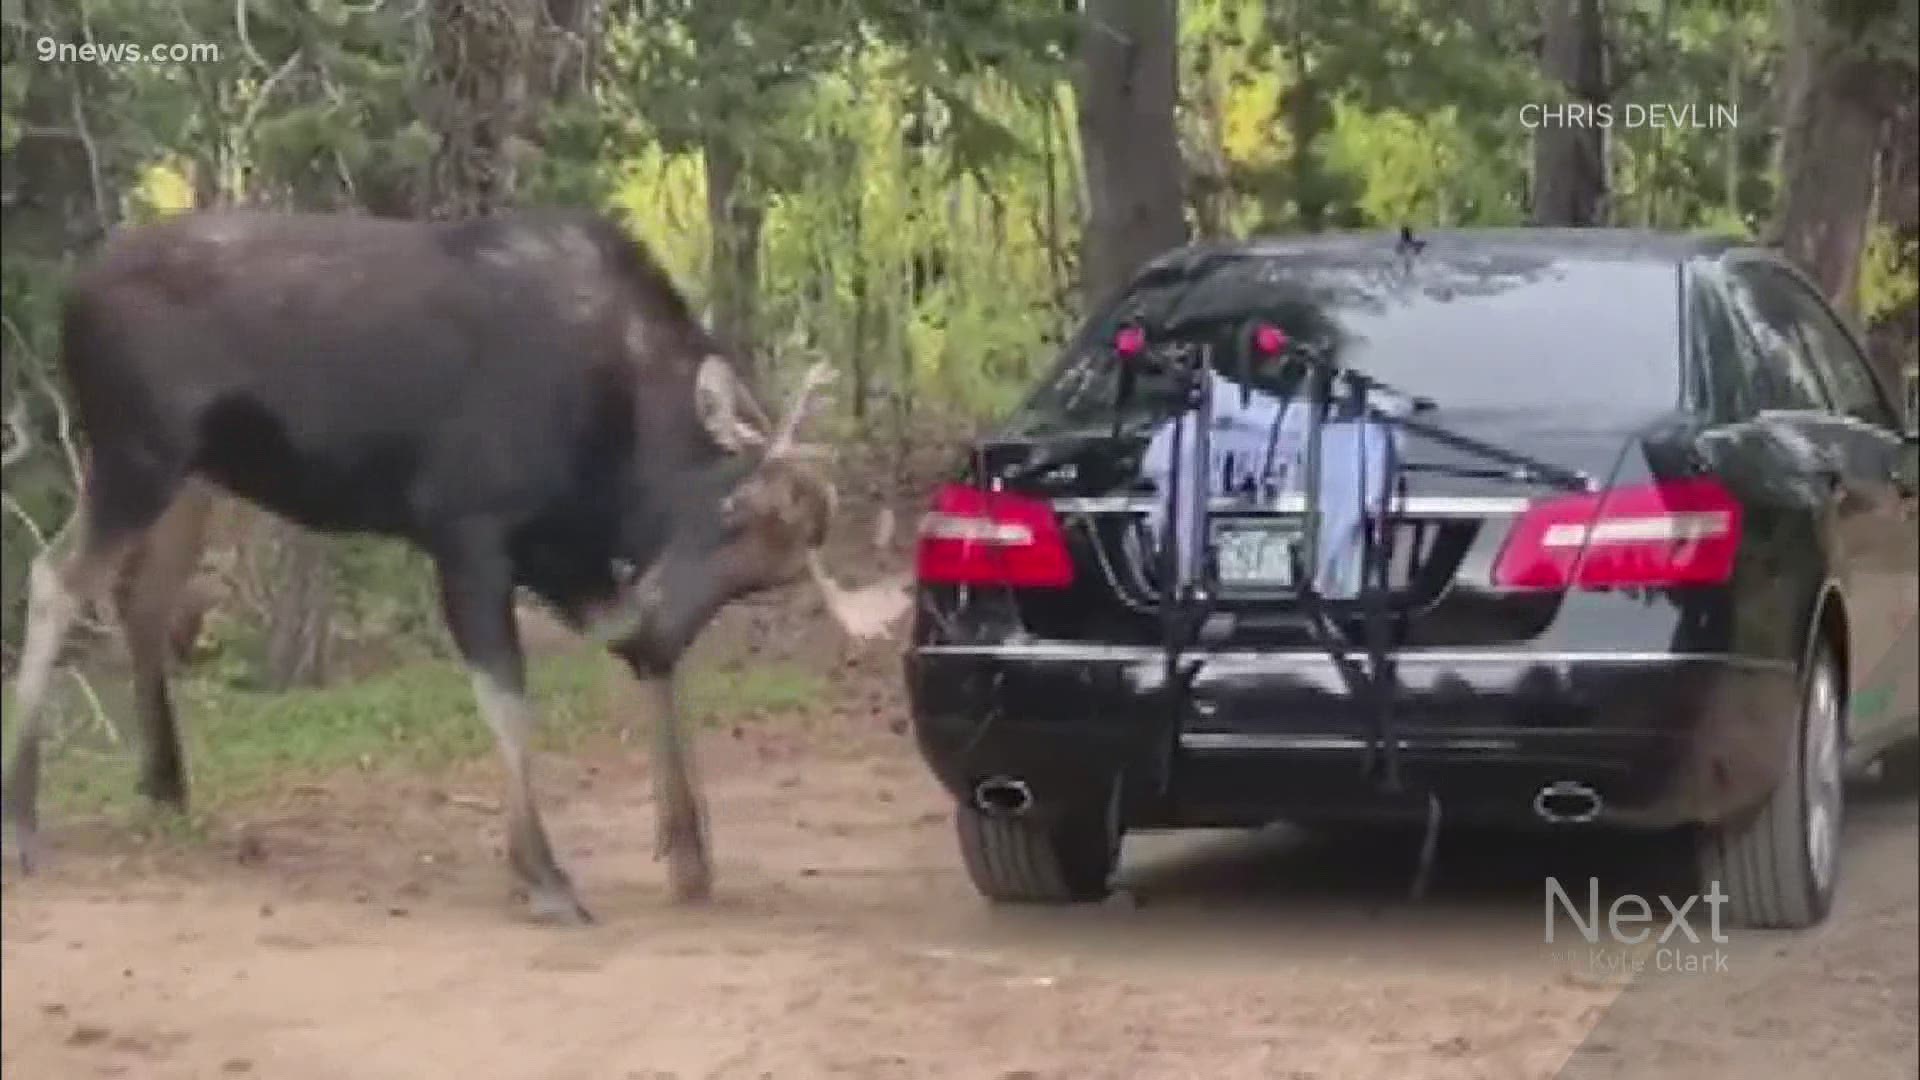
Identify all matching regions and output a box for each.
[939,407,1656,651]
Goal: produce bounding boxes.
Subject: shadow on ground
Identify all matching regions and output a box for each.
[931,771,1915,1051]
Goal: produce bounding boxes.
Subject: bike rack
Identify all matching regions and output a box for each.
[1119,229,1597,899]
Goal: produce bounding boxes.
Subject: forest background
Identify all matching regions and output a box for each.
[2,0,1914,716]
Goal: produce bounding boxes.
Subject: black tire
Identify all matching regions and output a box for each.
[954,786,1121,904]
[1695,639,1845,930]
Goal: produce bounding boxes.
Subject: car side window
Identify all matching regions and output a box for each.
[1757,265,1898,429]
[1721,264,1833,412]
[1687,275,1756,420]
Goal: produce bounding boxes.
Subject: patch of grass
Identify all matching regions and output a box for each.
[3,650,828,822]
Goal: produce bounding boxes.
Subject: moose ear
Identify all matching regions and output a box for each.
[693,354,769,453]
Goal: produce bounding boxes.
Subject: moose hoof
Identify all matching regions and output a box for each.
[666,846,712,903]
[523,884,595,926]
[655,811,711,902]
[2,797,42,877]
[5,826,42,877]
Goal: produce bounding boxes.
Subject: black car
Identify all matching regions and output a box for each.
[903,229,1919,930]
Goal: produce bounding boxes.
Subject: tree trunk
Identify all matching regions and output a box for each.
[1076,0,1187,312]
[262,524,332,691]
[1039,99,1072,321]
[1868,71,1918,389]
[1771,0,1886,320]
[1531,0,1609,226]
[1057,92,1089,299]
[1277,0,1334,232]
[424,0,542,218]
[703,133,765,379]
[540,0,598,98]
[0,85,115,253]
[848,189,871,429]
[1184,47,1229,240]
[1724,19,1741,219]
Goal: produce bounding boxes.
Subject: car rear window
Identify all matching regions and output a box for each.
[1008,248,1683,436]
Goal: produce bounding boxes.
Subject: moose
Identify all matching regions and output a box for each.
[1,207,909,923]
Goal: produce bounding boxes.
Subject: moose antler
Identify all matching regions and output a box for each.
[807,550,912,641]
[767,360,837,461]
[693,355,772,453]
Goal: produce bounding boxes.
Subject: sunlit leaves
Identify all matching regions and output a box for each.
[1861,223,1920,325]
[1323,102,1524,227]
[128,158,196,220]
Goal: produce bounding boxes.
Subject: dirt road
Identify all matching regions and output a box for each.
[4,699,1914,1080]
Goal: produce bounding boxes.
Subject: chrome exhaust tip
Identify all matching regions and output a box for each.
[1533,780,1602,825]
[973,776,1034,817]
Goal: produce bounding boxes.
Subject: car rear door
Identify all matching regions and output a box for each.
[1760,262,1919,736]
[1722,256,1919,743]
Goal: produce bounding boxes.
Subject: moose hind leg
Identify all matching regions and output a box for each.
[115,482,213,809]
[2,510,140,872]
[435,540,591,925]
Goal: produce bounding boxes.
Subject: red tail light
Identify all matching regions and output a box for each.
[1492,477,1742,591]
[915,483,1074,588]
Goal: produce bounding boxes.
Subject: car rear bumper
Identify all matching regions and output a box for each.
[904,642,1802,830]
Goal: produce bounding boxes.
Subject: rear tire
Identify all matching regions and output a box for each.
[954,784,1121,904]
[1695,640,1845,930]
[1873,734,1920,793]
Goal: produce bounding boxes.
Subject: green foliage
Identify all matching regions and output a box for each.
[327,537,456,659]
[0,255,80,652]
[1323,102,1526,227]
[1861,223,1920,326]
[1607,0,1783,230]
[602,35,1073,423]
[602,1,871,179]
[0,0,444,672]
[128,159,198,220]
[3,0,1905,694]
[1178,0,1544,233]
[1690,204,1760,242]
[607,146,711,295]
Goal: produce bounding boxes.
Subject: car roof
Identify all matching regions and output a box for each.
[1146,227,1760,270]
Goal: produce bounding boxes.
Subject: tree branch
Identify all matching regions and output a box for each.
[67,81,110,237]
[0,490,48,549]
[0,490,118,744]
[235,0,272,73]
[3,313,87,511]
[64,668,119,748]
[236,50,302,148]
[1,398,31,470]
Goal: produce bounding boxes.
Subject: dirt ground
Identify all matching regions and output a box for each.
[5,704,1915,1080]
[3,533,1916,1079]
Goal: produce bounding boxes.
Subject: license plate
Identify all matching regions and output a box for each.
[1213,521,1301,589]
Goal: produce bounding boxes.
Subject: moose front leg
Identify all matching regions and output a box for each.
[607,549,771,905]
[635,667,710,902]
[435,533,592,925]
